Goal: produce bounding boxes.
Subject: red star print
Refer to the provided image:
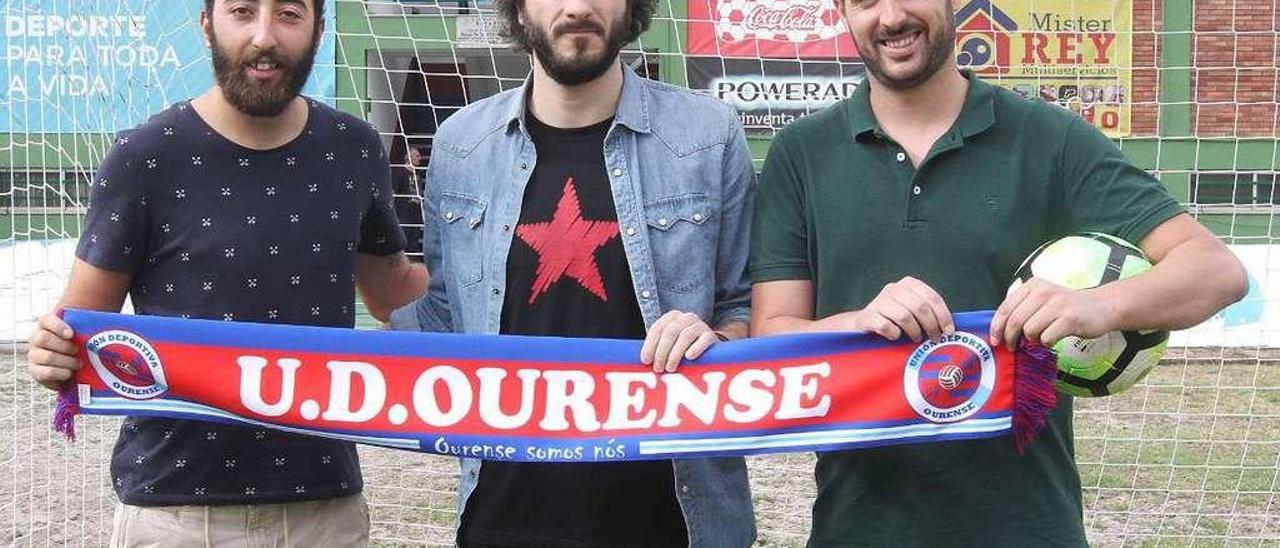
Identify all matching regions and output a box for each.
[515,177,620,304]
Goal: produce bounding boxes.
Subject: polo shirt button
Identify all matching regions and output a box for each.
[640,290,652,299]
[612,168,623,177]
[913,185,922,195]
[896,152,906,162]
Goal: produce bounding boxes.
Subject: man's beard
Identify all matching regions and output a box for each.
[526,14,630,86]
[210,32,317,117]
[856,12,956,91]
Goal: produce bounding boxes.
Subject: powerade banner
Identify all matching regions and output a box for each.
[0,0,336,133]
[55,309,1055,462]
[687,57,864,134]
[686,0,858,59]
[953,0,1133,136]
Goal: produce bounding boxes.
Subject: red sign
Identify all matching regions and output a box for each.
[687,0,859,59]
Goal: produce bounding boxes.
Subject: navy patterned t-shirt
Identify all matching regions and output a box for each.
[76,98,405,506]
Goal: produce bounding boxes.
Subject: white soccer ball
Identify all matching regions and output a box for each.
[1009,233,1169,397]
[937,364,964,390]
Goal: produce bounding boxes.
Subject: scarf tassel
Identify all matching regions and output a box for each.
[53,383,79,442]
[1012,338,1058,452]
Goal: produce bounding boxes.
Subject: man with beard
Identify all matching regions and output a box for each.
[387,0,756,545]
[750,0,1244,545]
[25,0,426,544]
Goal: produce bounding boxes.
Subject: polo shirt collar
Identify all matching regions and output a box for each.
[847,70,996,143]
[955,71,996,138]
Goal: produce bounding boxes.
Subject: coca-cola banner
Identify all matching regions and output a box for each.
[687,0,858,59]
[688,57,865,133]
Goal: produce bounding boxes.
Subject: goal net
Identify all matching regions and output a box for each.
[2,0,1276,545]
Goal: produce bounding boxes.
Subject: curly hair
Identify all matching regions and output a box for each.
[494,0,656,53]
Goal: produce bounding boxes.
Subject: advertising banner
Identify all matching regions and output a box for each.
[456,14,507,48]
[0,0,336,132]
[686,0,858,59]
[687,57,864,133]
[953,0,1133,136]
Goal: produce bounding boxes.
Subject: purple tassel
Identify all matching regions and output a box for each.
[1012,339,1058,453]
[53,383,79,441]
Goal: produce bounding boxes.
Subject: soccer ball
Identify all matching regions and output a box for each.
[937,364,964,390]
[1009,233,1169,397]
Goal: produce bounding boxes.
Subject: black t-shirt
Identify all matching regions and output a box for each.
[76,99,405,506]
[457,115,688,547]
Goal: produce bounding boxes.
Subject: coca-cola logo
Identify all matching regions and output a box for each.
[744,4,821,33]
[715,0,845,43]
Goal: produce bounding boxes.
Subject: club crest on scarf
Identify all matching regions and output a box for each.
[86,330,168,400]
[903,332,996,423]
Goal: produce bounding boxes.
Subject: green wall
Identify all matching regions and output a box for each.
[0,134,116,170]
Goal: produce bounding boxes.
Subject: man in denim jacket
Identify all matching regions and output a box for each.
[388,0,755,545]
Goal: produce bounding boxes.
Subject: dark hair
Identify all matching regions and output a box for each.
[495,0,655,53]
[204,0,327,36]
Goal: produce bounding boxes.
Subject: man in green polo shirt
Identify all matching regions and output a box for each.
[749,0,1246,545]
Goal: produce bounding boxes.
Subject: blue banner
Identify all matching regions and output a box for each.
[0,0,336,133]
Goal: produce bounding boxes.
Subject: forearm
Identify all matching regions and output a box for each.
[59,289,129,313]
[1099,237,1246,331]
[750,279,848,336]
[357,255,428,322]
[59,259,132,312]
[377,261,428,321]
[752,311,856,336]
[713,320,749,340]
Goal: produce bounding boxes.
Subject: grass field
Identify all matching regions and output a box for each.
[2,345,1277,547]
[1074,353,1280,545]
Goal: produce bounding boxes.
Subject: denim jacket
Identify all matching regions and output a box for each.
[389,65,757,547]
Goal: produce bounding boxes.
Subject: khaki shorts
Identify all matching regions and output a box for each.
[108,493,370,548]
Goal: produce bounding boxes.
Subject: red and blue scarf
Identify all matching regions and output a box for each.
[55,309,1056,460]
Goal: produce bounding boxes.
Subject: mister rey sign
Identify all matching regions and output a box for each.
[54,309,1060,461]
[954,0,1134,136]
[0,0,335,133]
[686,58,864,134]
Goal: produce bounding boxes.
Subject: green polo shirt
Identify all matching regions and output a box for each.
[751,73,1183,547]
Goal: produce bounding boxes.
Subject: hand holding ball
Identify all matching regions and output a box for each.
[1009,233,1169,397]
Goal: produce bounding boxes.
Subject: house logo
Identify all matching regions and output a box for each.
[954,0,1018,75]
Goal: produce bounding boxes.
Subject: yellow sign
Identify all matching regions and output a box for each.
[954,0,1132,136]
